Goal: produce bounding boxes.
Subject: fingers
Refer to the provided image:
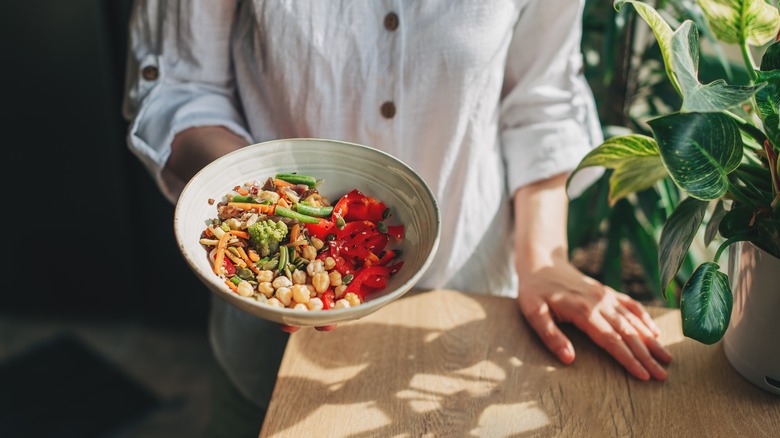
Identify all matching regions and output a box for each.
[519,297,576,364]
[616,306,672,364]
[599,310,669,381]
[575,312,656,381]
[278,324,300,333]
[615,293,661,337]
[277,324,338,333]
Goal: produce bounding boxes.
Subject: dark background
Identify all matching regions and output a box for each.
[2,0,209,329]
[0,0,666,330]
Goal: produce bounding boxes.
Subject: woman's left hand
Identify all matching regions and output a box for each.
[513,172,671,381]
[516,257,672,381]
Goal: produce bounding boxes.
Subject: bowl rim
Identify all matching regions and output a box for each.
[173,137,442,325]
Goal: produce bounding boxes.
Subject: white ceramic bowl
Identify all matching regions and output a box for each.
[174,138,441,326]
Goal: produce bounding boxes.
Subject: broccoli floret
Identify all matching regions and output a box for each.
[247,220,289,257]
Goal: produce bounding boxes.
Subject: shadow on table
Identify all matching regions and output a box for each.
[264,294,636,437]
[262,292,779,437]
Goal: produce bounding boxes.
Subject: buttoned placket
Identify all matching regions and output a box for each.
[379,6,404,152]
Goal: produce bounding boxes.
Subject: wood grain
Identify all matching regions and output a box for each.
[260,290,780,437]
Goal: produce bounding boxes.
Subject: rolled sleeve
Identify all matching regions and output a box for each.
[122,0,252,203]
[128,79,253,203]
[500,0,603,198]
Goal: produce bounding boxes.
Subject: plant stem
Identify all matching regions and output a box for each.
[740,41,758,82]
[714,236,747,264]
[725,110,767,147]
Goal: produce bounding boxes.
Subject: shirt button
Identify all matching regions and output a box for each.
[141,65,159,81]
[380,101,396,119]
[384,12,399,31]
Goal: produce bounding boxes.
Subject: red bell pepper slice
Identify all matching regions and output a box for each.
[342,232,388,263]
[304,218,337,241]
[223,257,237,275]
[333,189,388,222]
[385,225,405,241]
[345,265,393,299]
[320,289,335,309]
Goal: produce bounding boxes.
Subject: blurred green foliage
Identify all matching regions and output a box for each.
[570,0,747,305]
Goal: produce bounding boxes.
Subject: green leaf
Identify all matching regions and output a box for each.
[761,40,780,71]
[717,204,756,238]
[566,134,667,205]
[753,217,780,259]
[696,0,780,46]
[614,0,681,94]
[681,262,733,344]
[704,200,727,246]
[647,112,743,200]
[658,197,709,295]
[671,21,763,112]
[755,69,780,148]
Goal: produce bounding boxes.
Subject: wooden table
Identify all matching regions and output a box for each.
[260,290,780,437]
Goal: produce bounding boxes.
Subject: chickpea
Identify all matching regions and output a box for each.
[323,257,336,270]
[312,272,330,293]
[310,236,325,250]
[334,299,351,309]
[292,269,308,285]
[307,259,324,276]
[307,297,324,311]
[292,303,308,311]
[236,281,254,297]
[291,284,311,304]
[275,287,292,306]
[258,282,274,297]
[335,284,348,299]
[302,245,317,261]
[272,276,293,289]
[328,271,342,287]
[256,270,274,283]
[266,297,284,308]
[344,292,361,307]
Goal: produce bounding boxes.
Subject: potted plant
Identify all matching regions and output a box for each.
[567,0,780,394]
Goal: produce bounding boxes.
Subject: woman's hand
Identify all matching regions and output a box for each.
[516,257,672,381]
[513,172,671,381]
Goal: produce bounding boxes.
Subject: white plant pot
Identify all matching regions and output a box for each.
[723,241,780,396]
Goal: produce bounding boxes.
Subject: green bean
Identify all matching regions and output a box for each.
[274,173,318,188]
[229,276,242,285]
[377,221,388,233]
[343,274,354,285]
[277,247,288,274]
[275,206,320,224]
[231,195,258,203]
[262,258,278,271]
[295,203,334,217]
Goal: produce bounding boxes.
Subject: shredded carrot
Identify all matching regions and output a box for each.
[213,231,231,275]
[277,197,289,209]
[290,223,300,243]
[237,246,260,274]
[225,280,238,292]
[204,228,214,238]
[248,249,261,262]
[236,187,249,196]
[273,178,294,188]
[229,230,250,239]
[227,202,274,214]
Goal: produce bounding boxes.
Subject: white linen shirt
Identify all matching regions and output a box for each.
[123,0,603,405]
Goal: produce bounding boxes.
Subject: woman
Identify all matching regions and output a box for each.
[123,1,672,434]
